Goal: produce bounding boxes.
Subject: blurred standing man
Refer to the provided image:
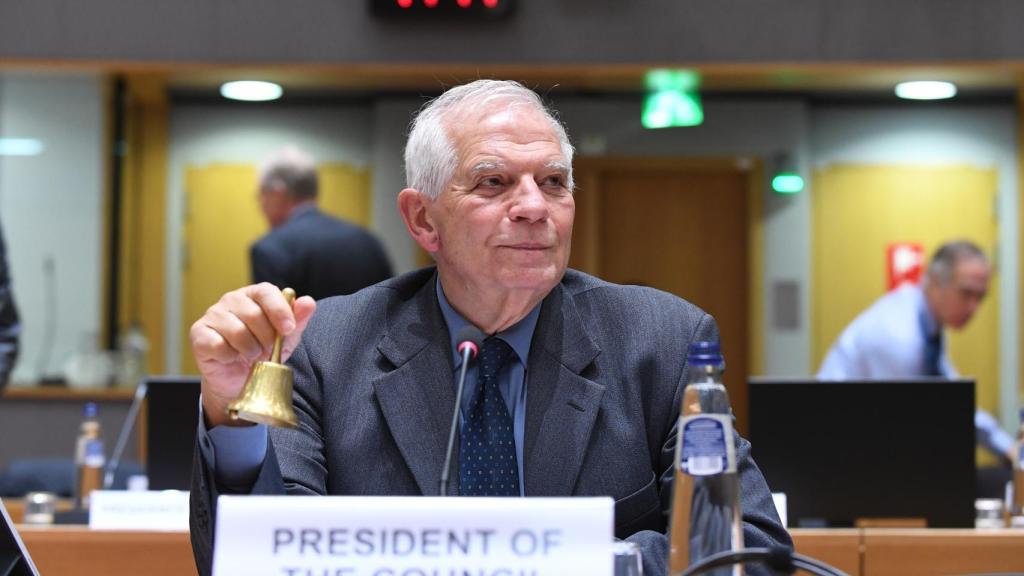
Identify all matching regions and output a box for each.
[252,145,393,300]
[0,220,19,391]
[190,81,789,576]
[818,240,1014,461]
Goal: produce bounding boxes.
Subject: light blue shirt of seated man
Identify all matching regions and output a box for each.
[818,283,1014,459]
[200,277,538,496]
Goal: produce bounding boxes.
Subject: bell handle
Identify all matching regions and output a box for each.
[271,287,297,364]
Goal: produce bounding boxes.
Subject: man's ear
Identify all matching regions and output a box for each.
[398,188,440,253]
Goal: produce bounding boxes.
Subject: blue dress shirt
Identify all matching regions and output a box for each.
[436,279,539,496]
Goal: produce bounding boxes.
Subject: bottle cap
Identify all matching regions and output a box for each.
[83,402,98,419]
[688,341,724,366]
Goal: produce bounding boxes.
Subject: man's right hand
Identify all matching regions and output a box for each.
[189,283,317,429]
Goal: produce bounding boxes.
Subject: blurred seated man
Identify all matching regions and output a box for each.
[0,221,19,392]
[252,145,393,300]
[189,80,790,576]
[818,240,1014,462]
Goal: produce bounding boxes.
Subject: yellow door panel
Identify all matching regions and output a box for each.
[318,163,372,227]
[181,164,265,374]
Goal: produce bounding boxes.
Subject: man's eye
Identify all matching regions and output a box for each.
[478,177,503,188]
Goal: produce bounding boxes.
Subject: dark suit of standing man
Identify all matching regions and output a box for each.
[251,146,392,300]
[0,221,19,392]
[190,81,790,576]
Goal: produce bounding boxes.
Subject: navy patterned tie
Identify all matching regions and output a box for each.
[459,336,520,496]
[923,331,943,376]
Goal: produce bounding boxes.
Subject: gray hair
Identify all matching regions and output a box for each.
[258,145,318,200]
[403,79,575,199]
[927,240,988,286]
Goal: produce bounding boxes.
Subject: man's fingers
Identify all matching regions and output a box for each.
[207,306,266,361]
[192,284,315,369]
[281,296,316,358]
[245,282,299,335]
[190,321,246,365]
[292,296,316,331]
[220,293,279,353]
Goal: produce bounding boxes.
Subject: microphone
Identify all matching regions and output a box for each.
[439,325,484,496]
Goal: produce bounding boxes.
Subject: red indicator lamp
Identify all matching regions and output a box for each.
[373,0,513,18]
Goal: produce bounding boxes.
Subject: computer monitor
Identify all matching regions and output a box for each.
[747,378,975,528]
[0,501,39,576]
[145,376,201,490]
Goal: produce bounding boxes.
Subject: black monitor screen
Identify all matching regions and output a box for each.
[145,377,201,491]
[748,378,975,528]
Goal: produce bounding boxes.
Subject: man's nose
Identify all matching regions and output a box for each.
[508,178,549,223]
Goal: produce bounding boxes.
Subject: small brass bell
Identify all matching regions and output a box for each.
[227,287,300,428]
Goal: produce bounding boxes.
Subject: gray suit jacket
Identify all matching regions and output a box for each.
[251,207,392,301]
[191,268,790,575]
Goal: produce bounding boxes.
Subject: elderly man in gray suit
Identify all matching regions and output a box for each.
[189,80,790,576]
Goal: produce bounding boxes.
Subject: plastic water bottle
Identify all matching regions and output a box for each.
[668,341,743,576]
[74,402,105,508]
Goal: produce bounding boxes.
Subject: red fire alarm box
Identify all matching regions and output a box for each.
[887,242,925,291]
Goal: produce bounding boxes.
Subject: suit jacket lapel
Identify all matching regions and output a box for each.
[523,282,604,496]
[371,272,456,496]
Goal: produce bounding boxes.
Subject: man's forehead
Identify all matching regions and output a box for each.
[952,258,990,286]
[954,257,990,275]
[448,100,554,137]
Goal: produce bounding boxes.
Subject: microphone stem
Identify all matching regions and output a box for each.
[440,346,473,496]
[103,381,148,489]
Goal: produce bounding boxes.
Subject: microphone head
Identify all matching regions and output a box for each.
[455,326,485,360]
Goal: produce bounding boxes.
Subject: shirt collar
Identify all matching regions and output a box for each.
[287,203,317,222]
[435,277,541,370]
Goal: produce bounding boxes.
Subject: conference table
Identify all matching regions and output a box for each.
[8,523,1024,576]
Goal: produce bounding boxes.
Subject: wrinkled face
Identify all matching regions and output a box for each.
[258,185,290,228]
[933,258,990,330]
[426,105,574,297]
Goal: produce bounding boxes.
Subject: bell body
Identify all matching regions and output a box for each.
[227,360,299,428]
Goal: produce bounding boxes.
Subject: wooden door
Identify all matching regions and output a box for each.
[572,158,755,432]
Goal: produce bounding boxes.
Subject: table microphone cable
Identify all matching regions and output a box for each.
[679,546,849,576]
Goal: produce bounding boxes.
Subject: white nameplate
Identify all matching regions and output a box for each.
[88,490,190,531]
[213,496,614,576]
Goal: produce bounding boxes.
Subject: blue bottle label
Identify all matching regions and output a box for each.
[83,439,105,468]
[678,414,737,475]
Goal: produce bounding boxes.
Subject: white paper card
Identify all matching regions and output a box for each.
[213,496,614,576]
[88,490,190,531]
[771,492,788,528]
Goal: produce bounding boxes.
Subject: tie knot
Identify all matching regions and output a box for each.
[479,337,514,377]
